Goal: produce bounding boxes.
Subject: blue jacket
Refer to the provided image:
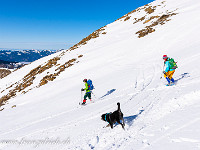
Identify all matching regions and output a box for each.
[165,59,175,72]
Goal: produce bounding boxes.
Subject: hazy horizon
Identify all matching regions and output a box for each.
[0,42,75,50]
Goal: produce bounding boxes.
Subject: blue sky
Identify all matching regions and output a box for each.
[0,0,154,50]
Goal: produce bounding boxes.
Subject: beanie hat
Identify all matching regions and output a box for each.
[163,55,168,59]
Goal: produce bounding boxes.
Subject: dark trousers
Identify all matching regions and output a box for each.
[84,92,91,100]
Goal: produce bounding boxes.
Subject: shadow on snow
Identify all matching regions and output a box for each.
[113,110,144,128]
[175,73,190,83]
[100,89,116,99]
[123,110,144,126]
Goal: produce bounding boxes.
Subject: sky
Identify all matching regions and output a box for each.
[0,0,154,50]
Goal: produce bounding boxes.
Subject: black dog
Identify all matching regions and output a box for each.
[101,102,125,129]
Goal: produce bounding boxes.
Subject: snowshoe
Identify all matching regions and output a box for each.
[81,102,86,105]
[166,83,175,86]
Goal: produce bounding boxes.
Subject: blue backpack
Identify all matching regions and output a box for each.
[87,79,94,90]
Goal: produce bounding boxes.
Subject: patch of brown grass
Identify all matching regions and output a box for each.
[136,13,177,38]
[40,58,77,86]
[136,27,155,38]
[0,69,11,79]
[116,10,136,21]
[143,16,160,24]
[0,57,61,107]
[124,16,131,21]
[40,74,57,86]
[133,16,146,24]
[78,55,83,58]
[12,105,16,108]
[69,27,106,51]
[145,6,155,14]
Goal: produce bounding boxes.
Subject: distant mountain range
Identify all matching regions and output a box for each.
[0,59,16,64]
[0,49,56,62]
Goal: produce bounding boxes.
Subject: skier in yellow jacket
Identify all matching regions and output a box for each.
[81,79,91,104]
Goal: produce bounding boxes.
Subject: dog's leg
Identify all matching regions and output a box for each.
[117,119,125,130]
[120,122,125,130]
[121,123,125,129]
[110,122,114,129]
[122,118,125,127]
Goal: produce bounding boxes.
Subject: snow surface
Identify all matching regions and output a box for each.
[0,0,200,149]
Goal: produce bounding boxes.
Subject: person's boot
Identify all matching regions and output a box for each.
[171,78,175,83]
[82,99,86,105]
[166,83,171,86]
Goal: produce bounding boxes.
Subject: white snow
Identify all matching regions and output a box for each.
[0,0,200,149]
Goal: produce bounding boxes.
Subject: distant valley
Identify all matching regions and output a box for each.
[0,49,57,69]
[0,49,56,62]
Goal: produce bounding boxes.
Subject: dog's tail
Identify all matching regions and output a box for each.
[117,102,120,111]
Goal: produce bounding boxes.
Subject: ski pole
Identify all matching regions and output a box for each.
[91,91,96,99]
[160,63,165,79]
[81,90,82,104]
[160,73,163,79]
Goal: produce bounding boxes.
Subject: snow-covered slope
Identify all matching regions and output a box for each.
[0,0,200,149]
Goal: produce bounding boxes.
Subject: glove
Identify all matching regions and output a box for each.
[163,71,166,74]
[81,88,85,91]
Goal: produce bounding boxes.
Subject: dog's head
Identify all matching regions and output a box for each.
[101,114,106,121]
[101,112,112,122]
